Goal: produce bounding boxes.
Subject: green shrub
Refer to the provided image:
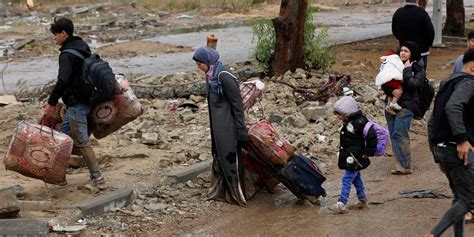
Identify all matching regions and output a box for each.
[250,4,334,73]
[250,19,275,71]
[303,6,334,73]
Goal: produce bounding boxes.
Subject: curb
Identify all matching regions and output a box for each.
[70,188,134,217]
[50,188,135,226]
[0,219,49,235]
[162,159,212,185]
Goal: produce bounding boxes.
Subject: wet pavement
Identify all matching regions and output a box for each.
[2,2,474,93]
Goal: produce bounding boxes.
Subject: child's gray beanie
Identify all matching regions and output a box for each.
[333,96,359,116]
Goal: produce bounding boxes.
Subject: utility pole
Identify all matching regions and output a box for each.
[432,0,444,47]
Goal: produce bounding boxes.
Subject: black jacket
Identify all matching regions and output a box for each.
[392,3,435,54]
[48,36,91,107]
[428,73,474,145]
[338,111,378,171]
[382,60,425,113]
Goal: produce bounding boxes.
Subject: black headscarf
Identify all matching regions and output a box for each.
[400,41,421,61]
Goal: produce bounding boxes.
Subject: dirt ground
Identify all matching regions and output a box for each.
[1,1,474,236]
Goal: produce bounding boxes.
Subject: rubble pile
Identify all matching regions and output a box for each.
[0,66,430,234]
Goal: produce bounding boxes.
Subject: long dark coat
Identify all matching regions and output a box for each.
[207,69,248,206]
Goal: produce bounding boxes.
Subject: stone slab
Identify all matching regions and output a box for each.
[0,219,49,235]
[0,185,19,218]
[163,159,212,185]
[69,188,134,217]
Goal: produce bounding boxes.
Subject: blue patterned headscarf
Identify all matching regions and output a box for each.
[193,47,224,95]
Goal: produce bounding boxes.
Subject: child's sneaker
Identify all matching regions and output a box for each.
[389,102,402,111]
[328,201,349,214]
[348,199,369,210]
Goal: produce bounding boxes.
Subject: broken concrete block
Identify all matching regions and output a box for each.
[0,185,19,218]
[141,133,160,145]
[301,105,326,122]
[0,219,49,235]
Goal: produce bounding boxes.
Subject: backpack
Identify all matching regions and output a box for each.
[413,78,435,120]
[62,49,119,106]
[429,73,474,144]
[363,120,389,157]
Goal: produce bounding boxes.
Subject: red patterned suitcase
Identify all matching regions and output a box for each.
[239,79,264,109]
[244,119,296,166]
[4,121,73,185]
[90,75,143,139]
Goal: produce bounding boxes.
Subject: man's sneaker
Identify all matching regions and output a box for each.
[78,178,108,193]
[328,202,349,214]
[389,102,403,111]
[348,200,369,210]
[95,178,108,190]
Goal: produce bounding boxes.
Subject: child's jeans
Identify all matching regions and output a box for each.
[338,170,366,204]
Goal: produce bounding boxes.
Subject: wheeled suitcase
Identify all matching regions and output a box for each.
[282,154,326,197]
[245,143,326,202]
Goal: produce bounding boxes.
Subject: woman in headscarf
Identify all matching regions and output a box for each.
[382,41,425,175]
[192,46,250,206]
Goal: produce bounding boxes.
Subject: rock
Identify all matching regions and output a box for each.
[301,106,326,122]
[179,109,195,122]
[353,85,379,103]
[313,123,325,134]
[0,185,19,218]
[198,153,212,161]
[158,11,170,18]
[190,95,205,103]
[282,115,308,128]
[0,4,7,18]
[268,114,283,124]
[141,133,160,145]
[145,203,169,212]
[293,68,306,79]
[234,67,261,80]
[158,141,171,150]
[118,139,130,146]
[342,60,352,66]
[138,121,153,133]
[159,159,171,168]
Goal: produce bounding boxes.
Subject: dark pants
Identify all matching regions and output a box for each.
[431,144,474,237]
[422,55,428,71]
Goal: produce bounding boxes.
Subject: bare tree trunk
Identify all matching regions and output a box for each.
[271,0,308,75]
[443,0,465,37]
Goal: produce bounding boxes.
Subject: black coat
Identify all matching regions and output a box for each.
[207,69,247,205]
[382,60,425,113]
[48,36,91,107]
[392,4,435,54]
[338,111,378,171]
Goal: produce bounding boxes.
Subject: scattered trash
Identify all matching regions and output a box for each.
[178,14,194,20]
[178,101,199,113]
[370,188,451,205]
[51,224,87,232]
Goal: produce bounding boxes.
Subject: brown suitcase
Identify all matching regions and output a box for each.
[90,75,143,139]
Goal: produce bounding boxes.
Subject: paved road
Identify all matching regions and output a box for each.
[1,1,474,93]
